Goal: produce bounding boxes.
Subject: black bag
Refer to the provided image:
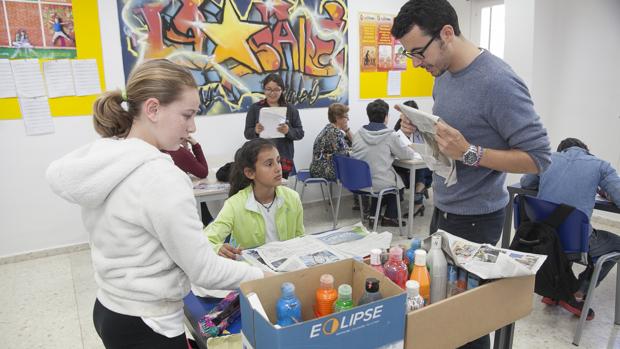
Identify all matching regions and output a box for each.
[509,197,580,301]
[216,162,233,182]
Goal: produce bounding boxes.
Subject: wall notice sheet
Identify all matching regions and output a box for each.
[19,96,54,135]
[11,59,46,97]
[43,60,75,98]
[0,59,17,98]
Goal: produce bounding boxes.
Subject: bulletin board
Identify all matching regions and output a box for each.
[358,12,433,99]
[0,1,105,120]
[360,59,434,99]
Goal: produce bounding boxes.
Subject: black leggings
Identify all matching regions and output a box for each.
[93,299,188,349]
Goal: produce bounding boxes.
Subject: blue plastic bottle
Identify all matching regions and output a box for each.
[276,282,302,326]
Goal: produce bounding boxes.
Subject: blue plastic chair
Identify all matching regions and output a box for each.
[293,168,336,228]
[513,195,620,345]
[332,155,403,235]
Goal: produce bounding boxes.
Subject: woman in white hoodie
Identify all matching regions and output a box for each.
[46,59,265,348]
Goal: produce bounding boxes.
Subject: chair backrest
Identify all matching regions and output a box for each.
[513,195,590,255]
[333,155,372,191]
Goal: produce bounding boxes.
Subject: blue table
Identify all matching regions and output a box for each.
[183,291,241,349]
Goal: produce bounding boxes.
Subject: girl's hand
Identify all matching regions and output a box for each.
[218,243,242,259]
[255,123,264,134]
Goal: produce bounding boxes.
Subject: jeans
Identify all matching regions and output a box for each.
[429,207,505,349]
[93,299,187,349]
[577,229,620,294]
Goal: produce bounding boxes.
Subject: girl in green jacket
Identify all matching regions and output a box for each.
[205,139,305,259]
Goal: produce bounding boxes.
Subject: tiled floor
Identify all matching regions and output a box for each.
[1,195,618,348]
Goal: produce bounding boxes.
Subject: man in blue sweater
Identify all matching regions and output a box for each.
[521,138,620,320]
[392,1,551,348]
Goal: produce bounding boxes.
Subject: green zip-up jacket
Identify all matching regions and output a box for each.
[204,185,304,252]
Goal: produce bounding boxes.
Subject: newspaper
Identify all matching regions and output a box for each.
[398,104,457,186]
[432,230,547,279]
[241,223,392,272]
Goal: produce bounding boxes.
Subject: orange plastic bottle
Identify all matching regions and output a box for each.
[409,249,431,305]
[315,274,338,317]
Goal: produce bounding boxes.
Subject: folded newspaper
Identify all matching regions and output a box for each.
[431,230,547,279]
[398,104,457,186]
[241,223,392,273]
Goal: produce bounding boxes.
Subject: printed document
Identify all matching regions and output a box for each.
[259,107,286,139]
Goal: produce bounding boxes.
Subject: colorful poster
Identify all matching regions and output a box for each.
[359,13,377,72]
[376,14,393,71]
[0,0,77,59]
[393,40,407,70]
[116,0,349,116]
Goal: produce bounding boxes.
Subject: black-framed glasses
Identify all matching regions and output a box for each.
[402,33,438,60]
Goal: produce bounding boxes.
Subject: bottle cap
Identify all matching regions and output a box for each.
[414,249,427,266]
[319,274,334,289]
[281,282,295,296]
[406,280,420,296]
[370,248,382,265]
[365,278,380,293]
[389,246,403,260]
[338,284,352,298]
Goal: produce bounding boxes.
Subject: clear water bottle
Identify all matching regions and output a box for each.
[357,278,383,305]
[406,280,425,311]
[276,282,302,326]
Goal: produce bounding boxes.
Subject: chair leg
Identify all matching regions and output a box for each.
[325,184,336,229]
[359,195,365,224]
[572,254,619,345]
[616,261,620,325]
[319,183,328,212]
[300,183,306,202]
[334,184,342,227]
[373,196,382,232]
[396,192,404,237]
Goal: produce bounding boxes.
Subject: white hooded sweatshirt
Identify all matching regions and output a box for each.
[46,138,263,320]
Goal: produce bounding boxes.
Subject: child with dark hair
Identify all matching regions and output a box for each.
[244,73,304,178]
[205,139,304,260]
[351,99,415,227]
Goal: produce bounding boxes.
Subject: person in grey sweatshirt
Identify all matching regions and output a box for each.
[351,99,415,227]
[392,1,551,349]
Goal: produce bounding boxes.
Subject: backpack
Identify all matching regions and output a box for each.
[216,162,233,182]
[509,197,580,301]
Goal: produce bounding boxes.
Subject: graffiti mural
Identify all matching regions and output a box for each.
[117,0,348,115]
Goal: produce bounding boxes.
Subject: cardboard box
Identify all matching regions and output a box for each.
[405,275,535,349]
[240,259,407,349]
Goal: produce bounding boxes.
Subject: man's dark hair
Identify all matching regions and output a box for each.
[557,138,589,153]
[366,99,389,123]
[391,0,461,39]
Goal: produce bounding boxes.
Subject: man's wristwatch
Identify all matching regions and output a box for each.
[462,144,483,167]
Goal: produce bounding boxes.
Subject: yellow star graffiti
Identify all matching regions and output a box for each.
[200,0,267,72]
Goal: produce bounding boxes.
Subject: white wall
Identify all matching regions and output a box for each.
[0,0,442,258]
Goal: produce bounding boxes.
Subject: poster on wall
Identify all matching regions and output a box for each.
[0,0,77,59]
[359,12,406,73]
[116,0,349,116]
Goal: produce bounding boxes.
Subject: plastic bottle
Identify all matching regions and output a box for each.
[357,278,383,305]
[315,274,338,317]
[276,282,302,326]
[383,247,409,289]
[369,248,385,275]
[456,268,468,294]
[426,235,448,304]
[409,249,431,304]
[333,284,354,312]
[405,280,425,311]
[406,238,422,274]
[446,264,458,297]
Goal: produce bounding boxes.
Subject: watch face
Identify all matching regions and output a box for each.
[463,149,477,165]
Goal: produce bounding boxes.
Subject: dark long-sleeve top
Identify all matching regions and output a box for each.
[244,100,304,161]
[162,143,209,179]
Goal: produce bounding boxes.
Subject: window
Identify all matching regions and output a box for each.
[472,1,505,58]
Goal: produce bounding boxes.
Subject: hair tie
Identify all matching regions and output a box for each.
[120,88,128,102]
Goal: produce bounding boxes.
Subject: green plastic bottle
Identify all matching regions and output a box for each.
[333,284,353,312]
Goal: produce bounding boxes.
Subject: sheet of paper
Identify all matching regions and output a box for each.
[72,59,102,96]
[43,59,75,98]
[19,97,54,135]
[387,70,401,96]
[396,129,413,147]
[11,59,46,97]
[258,107,287,139]
[0,59,17,98]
